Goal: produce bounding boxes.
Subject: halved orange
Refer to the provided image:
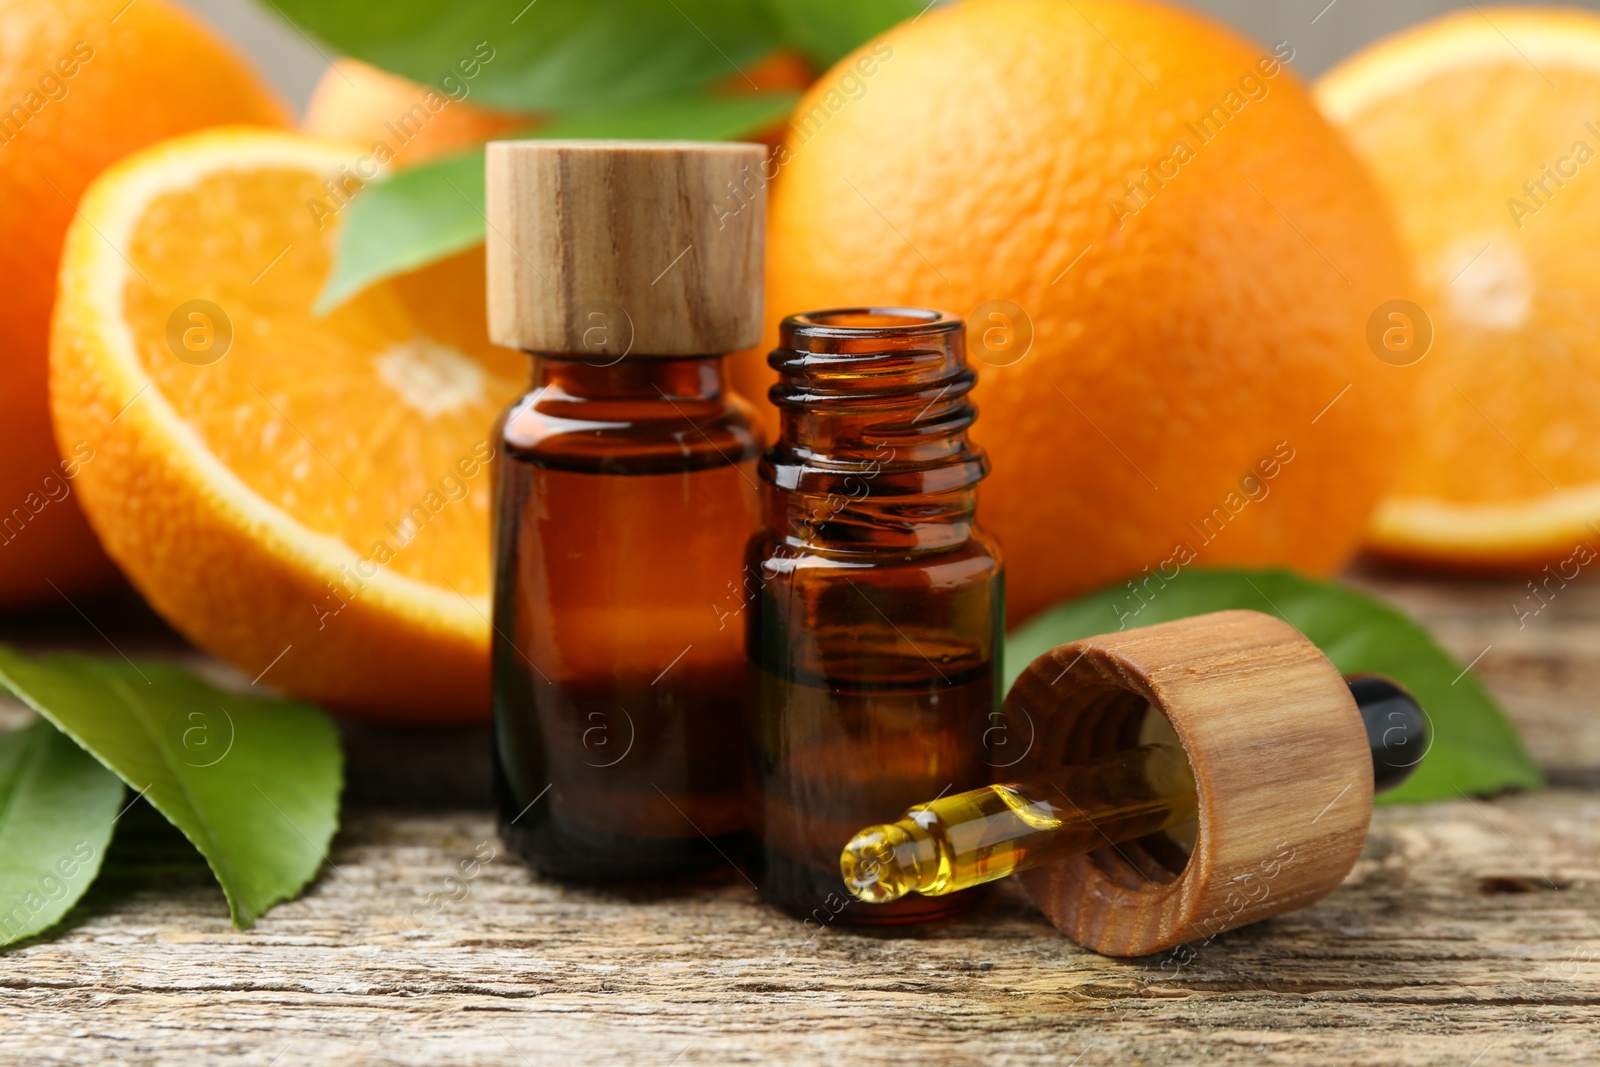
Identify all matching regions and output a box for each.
[50,128,523,721]
[1318,7,1600,565]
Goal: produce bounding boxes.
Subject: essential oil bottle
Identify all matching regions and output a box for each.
[747,308,1004,923]
[485,140,766,879]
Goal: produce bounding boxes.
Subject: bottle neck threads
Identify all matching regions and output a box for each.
[762,308,988,552]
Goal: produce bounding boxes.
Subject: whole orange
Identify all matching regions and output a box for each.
[735,0,1418,623]
[303,58,535,168]
[0,0,286,608]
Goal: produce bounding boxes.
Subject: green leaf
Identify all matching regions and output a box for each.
[315,151,490,315]
[760,0,922,66]
[0,719,123,948]
[261,0,783,111]
[316,91,799,311]
[1005,568,1542,805]
[0,647,343,929]
[537,89,799,139]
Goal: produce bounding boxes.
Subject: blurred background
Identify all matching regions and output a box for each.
[182,0,1600,112]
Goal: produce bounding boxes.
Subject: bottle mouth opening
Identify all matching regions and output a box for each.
[785,307,961,338]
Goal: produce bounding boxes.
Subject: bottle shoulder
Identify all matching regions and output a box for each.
[748,527,1003,579]
[497,384,763,474]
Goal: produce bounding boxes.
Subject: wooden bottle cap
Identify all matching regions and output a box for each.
[485,140,767,357]
[1001,610,1373,957]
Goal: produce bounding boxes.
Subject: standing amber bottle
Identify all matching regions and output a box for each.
[748,309,1003,923]
[485,141,766,878]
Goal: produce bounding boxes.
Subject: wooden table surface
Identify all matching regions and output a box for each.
[2,562,1597,1066]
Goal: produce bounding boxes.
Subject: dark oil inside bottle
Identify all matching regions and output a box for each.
[747,308,1003,924]
[752,653,998,925]
[493,356,761,878]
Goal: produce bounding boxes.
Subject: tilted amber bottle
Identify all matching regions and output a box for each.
[484,140,767,878]
[747,308,1004,923]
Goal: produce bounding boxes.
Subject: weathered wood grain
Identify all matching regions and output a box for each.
[1,568,1597,1066]
[3,794,1596,1066]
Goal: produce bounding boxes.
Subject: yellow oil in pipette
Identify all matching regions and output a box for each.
[841,743,1198,903]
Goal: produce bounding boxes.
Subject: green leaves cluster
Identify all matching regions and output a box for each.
[259,0,924,306]
[270,0,921,108]
[1006,569,1542,805]
[0,648,342,948]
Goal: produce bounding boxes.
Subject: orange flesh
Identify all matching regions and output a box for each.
[1353,62,1600,503]
[120,166,523,596]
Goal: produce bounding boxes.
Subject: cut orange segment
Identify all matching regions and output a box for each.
[1318,7,1600,565]
[50,128,523,721]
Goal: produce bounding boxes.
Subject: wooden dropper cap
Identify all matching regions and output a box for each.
[1000,610,1374,957]
[485,140,767,357]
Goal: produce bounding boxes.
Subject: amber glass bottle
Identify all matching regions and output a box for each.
[485,140,767,878]
[747,309,1004,924]
[492,357,761,876]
